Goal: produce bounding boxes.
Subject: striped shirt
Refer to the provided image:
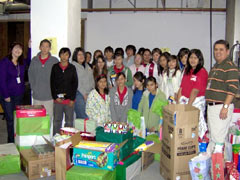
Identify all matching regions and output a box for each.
[205,58,239,103]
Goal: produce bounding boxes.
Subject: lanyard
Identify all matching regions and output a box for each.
[16,63,20,77]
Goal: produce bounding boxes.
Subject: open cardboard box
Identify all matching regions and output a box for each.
[55,132,127,180]
[141,143,161,170]
[20,137,55,180]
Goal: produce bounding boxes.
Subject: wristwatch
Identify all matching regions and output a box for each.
[223,104,229,109]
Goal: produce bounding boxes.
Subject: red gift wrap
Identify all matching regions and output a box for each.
[211,153,224,180]
[16,105,46,118]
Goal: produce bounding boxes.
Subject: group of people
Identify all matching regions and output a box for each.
[0,39,239,157]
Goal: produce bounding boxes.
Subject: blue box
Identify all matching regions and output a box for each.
[199,142,208,152]
[73,147,118,171]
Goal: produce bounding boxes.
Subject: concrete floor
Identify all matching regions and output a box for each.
[0,115,165,180]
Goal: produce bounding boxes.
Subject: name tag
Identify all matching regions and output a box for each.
[16,77,21,84]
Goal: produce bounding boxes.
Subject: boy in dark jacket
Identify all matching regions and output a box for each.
[50,48,78,135]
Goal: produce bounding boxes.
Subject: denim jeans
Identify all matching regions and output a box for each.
[74,91,88,119]
[0,95,23,143]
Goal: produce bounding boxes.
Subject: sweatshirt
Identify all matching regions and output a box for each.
[28,52,59,101]
[72,61,95,96]
[138,88,166,130]
[110,86,133,122]
[50,63,78,101]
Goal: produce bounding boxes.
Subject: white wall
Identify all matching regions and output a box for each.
[81,0,226,8]
[234,0,240,43]
[85,11,226,71]
[31,0,81,59]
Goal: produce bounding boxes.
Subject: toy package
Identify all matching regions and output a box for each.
[103,122,129,134]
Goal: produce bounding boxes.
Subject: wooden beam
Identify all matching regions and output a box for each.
[0,22,8,59]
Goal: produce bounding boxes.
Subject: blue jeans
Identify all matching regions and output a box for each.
[74,91,88,119]
[0,95,23,143]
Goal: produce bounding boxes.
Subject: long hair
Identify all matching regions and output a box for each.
[158,52,171,75]
[7,42,24,65]
[166,55,180,77]
[93,55,108,80]
[95,74,109,95]
[133,71,146,93]
[72,47,85,67]
[185,49,204,75]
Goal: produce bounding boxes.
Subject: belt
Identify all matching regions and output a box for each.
[208,102,224,106]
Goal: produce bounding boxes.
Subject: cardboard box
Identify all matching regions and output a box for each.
[55,133,81,180]
[160,104,199,180]
[0,143,21,175]
[141,143,161,170]
[20,149,55,180]
[16,105,46,118]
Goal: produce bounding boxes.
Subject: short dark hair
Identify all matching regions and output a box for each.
[125,45,136,55]
[185,49,204,75]
[152,48,162,56]
[143,48,151,55]
[116,72,126,80]
[104,46,114,54]
[114,47,124,58]
[7,42,24,65]
[40,39,51,47]
[72,47,85,62]
[86,51,92,57]
[146,76,157,85]
[214,39,229,50]
[59,47,71,58]
[95,74,109,95]
[114,52,123,59]
[137,47,145,55]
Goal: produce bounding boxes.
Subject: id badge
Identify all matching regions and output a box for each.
[16,77,21,84]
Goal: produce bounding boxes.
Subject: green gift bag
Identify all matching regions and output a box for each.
[66,166,116,180]
[96,127,133,160]
[146,134,161,161]
[0,143,21,175]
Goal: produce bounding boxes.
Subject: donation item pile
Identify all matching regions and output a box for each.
[14,105,50,150]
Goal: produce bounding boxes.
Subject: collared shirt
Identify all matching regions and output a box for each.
[180,68,208,98]
[205,58,239,103]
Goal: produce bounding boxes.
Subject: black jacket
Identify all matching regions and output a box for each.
[50,62,78,101]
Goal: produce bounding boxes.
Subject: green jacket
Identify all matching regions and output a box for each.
[107,66,133,88]
[138,89,166,130]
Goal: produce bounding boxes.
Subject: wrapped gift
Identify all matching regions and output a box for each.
[225,161,239,180]
[66,166,116,180]
[116,153,141,180]
[189,153,211,180]
[16,105,46,118]
[0,143,21,175]
[211,153,224,180]
[14,113,50,150]
[96,127,133,160]
[75,118,96,134]
[15,114,50,136]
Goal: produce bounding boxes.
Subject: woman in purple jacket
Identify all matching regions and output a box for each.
[0,42,26,143]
